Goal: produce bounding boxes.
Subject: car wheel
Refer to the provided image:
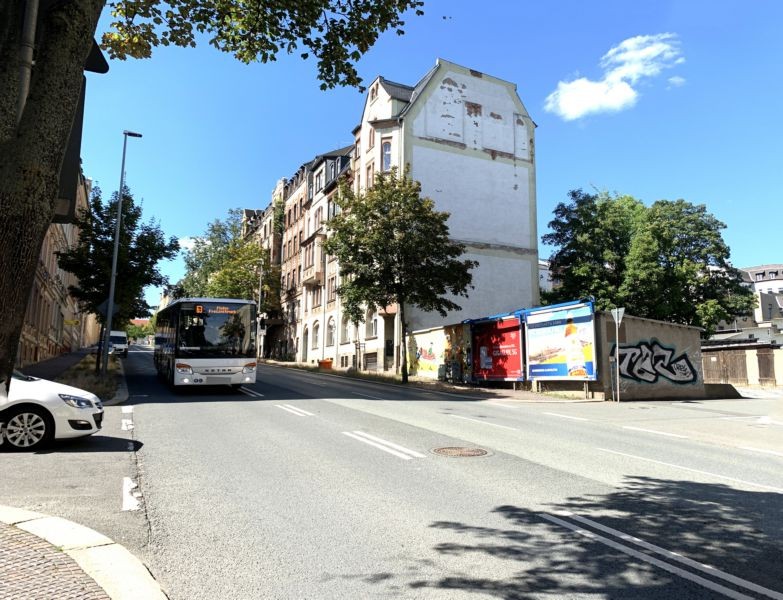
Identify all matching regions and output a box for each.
[3,406,54,450]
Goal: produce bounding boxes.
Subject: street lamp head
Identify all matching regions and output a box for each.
[124,130,143,138]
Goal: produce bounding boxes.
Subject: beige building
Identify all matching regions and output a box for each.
[244,59,539,373]
[16,172,100,367]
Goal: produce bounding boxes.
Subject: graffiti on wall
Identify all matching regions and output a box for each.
[615,341,697,384]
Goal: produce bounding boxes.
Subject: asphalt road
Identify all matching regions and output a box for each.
[2,346,782,599]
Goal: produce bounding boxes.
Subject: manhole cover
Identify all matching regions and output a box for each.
[432,446,489,457]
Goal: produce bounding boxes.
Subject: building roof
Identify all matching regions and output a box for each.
[379,78,414,102]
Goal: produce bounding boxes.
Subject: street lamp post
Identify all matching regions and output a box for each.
[101,130,142,374]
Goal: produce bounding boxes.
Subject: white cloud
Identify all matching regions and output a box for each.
[178,236,200,252]
[667,75,686,88]
[545,33,683,121]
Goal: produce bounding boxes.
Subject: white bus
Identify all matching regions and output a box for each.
[154,298,257,389]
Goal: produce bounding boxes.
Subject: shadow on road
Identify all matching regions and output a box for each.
[345,477,783,598]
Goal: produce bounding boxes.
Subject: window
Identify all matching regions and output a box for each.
[312,322,319,348]
[366,164,374,189]
[381,141,391,172]
[315,172,323,191]
[370,84,378,102]
[327,318,335,347]
[327,276,337,302]
[366,309,377,338]
[757,273,765,281]
[341,317,351,344]
[368,127,375,149]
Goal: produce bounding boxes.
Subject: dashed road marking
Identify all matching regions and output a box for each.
[449,414,518,430]
[122,477,141,511]
[622,426,689,439]
[275,404,314,417]
[342,431,425,460]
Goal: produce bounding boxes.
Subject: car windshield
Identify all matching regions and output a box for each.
[110,335,126,344]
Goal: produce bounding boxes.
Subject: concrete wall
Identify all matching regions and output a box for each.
[595,313,705,400]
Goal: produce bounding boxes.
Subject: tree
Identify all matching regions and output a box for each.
[180,209,243,296]
[542,190,754,335]
[619,199,754,335]
[56,185,179,356]
[542,189,645,310]
[324,168,477,383]
[205,238,265,300]
[1,0,423,392]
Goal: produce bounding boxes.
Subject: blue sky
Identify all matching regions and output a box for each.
[81,0,783,308]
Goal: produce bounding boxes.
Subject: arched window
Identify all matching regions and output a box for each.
[312,322,320,349]
[327,318,335,347]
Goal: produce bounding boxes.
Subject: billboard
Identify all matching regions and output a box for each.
[471,316,524,381]
[525,302,596,380]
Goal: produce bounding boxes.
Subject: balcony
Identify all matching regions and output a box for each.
[301,262,324,287]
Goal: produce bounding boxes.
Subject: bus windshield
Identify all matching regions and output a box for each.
[176,302,256,359]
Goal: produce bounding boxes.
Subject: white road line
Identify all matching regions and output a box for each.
[543,412,589,422]
[541,513,754,600]
[349,431,426,458]
[342,431,423,460]
[622,426,689,439]
[121,477,141,511]
[597,448,783,493]
[275,404,312,417]
[239,387,264,398]
[281,404,314,416]
[738,446,783,458]
[121,406,133,414]
[352,392,385,400]
[121,419,134,431]
[449,414,518,430]
[555,511,783,600]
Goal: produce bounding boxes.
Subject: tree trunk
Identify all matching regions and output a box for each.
[0,0,104,393]
[400,301,408,384]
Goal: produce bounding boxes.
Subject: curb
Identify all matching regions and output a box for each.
[0,505,167,600]
[103,359,129,407]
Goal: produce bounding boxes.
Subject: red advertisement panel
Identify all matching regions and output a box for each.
[471,317,524,381]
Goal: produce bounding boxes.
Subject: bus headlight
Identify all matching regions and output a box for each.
[242,362,257,373]
[176,363,193,374]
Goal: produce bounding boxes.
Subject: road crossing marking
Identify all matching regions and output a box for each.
[239,387,264,398]
[342,431,425,460]
[542,513,765,600]
[597,448,783,493]
[449,414,518,430]
[275,404,314,416]
[738,446,783,457]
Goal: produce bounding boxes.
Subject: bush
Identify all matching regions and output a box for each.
[56,355,119,401]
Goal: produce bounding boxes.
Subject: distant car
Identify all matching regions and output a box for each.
[0,371,104,451]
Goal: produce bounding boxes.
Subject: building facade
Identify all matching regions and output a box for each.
[16,172,100,367]
[245,59,539,373]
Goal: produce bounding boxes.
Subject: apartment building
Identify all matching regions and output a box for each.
[16,171,100,366]
[246,58,539,372]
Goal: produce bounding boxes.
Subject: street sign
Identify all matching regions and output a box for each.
[610,307,625,324]
[96,299,119,318]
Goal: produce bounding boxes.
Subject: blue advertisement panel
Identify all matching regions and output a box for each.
[525,302,597,380]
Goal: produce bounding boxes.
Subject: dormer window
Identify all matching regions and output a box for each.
[757,273,765,281]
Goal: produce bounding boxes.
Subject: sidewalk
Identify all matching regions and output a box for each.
[0,506,166,600]
[4,352,155,599]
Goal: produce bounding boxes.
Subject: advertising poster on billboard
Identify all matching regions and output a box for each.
[525,302,596,380]
[471,316,524,381]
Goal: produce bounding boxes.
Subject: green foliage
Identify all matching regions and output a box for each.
[101,0,424,90]
[56,186,179,326]
[543,190,755,336]
[205,238,264,301]
[324,167,477,381]
[127,321,153,340]
[180,208,243,296]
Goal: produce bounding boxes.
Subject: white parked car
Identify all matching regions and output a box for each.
[0,371,104,450]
